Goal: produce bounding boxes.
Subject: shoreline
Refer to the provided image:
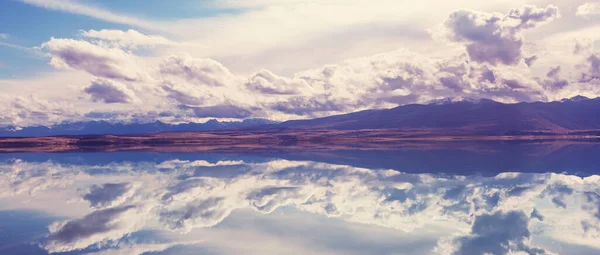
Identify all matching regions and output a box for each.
[1,129,599,153]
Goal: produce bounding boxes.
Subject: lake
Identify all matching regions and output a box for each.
[1,141,599,254]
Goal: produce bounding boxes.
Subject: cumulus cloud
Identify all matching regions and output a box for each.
[245,70,308,95]
[437,5,559,65]
[42,38,144,81]
[159,54,239,87]
[83,79,137,104]
[577,3,600,18]
[0,33,8,39]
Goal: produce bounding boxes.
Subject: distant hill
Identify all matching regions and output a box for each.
[0,118,277,137]
[3,96,600,137]
[275,96,600,135]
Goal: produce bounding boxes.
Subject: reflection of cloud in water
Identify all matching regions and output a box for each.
[83,183,134,209]
[0,158,599,254]
[436,211,546,255]
[45,205,146,253]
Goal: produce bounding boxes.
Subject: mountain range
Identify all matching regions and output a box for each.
[0,118,277,137]
[274,96,600,135]
[2,96,600,137]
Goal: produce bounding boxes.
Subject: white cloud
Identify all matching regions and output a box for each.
[0,33,8,39]
[158,54,239,87]
[42,38,147,82]
[577,2,600,17]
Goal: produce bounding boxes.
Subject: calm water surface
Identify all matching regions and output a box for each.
[1,142,599,255]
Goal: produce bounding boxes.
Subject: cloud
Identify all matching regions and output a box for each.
[45,205,146,253]
[245,70,307,95]
[160,81,213,106]
[83,183,134,209]
[183,104,255,118]
[42,38,144,81]
[80,29,176,49]
[436,5,559,65]
[269,95,349,116]
[159,54,239,87]
[19,0,163,32]
[0,95,78,127]
[524,55,538,67]
[83,241,200,255]
[0,33,8,39]
[580,53,600,82]
[448,211,547,255]
[83,79,137,104]
[0,41,45,57]
[577,3,600,18]
[583,192,600,220]
[538,66,568,90]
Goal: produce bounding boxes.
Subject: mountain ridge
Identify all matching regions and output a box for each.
[2,96,599,137]
[0,118,277,137]
[274,96,600,135]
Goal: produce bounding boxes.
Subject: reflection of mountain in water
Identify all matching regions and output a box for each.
[0,153,599,254]
[3,141,600,176]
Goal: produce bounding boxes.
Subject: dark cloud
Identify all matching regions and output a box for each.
[506,5,560,30]
[530,208,544,221]
[83,183,131,209]
[161,82,208,106]
[452,211,546,255]
[581,53,600,82]
[83,79,135,104]
[440,5,559,65]
[539,66,569,90]
[45,206,137,252]
[524,55,538,67]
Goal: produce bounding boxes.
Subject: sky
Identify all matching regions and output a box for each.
[0,0,600,127]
